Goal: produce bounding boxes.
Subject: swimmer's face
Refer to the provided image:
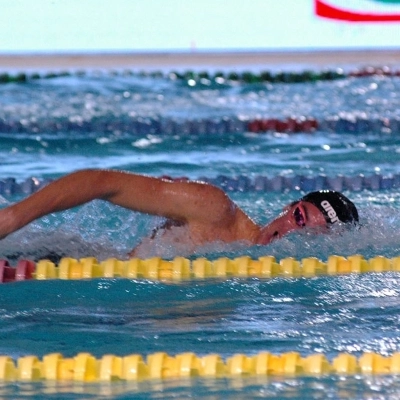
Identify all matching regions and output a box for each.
[259,200,328,244]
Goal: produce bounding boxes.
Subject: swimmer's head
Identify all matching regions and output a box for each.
[300,190,359,225]
[258,190,358,245]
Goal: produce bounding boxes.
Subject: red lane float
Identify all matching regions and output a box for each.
[0,260,16,283]
[15,260,35,281]
[247,118,318,133]
[0,260,35,283]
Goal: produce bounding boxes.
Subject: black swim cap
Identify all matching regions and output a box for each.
[300,190,359,225]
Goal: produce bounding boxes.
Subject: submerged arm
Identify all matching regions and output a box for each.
[0,169,235,239]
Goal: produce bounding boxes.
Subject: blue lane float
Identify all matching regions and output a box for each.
[199,174,400,192]
[0,115,400,135]
[0,174,399,197]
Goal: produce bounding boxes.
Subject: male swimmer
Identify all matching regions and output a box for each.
[0,169,359,257]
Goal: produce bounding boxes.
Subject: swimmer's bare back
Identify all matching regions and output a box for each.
[0,169,262,251]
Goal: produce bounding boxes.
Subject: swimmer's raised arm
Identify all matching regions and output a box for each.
[0,169,236,239]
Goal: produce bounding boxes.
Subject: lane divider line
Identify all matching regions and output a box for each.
[0,255,397,283]
[0,172,397,197]
[0,65,398,85]
[0,350,398,381]
[0,115,398,134]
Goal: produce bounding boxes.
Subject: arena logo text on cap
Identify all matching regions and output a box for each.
[320,200,339,223]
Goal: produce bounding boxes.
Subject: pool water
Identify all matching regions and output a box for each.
[0,71,400,398]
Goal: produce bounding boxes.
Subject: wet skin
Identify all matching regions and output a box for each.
[0,169,329,257]
[130,199,328,257]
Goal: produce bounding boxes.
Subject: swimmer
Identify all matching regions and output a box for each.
[0,169,359,257]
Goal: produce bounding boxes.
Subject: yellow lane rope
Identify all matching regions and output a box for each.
[0,351,398,381]
[31,254,400,281]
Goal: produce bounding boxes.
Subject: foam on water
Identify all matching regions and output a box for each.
[1,72,400,398]
[1,195,399,262]
[3,74,400,123]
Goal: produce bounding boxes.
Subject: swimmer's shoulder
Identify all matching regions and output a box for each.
[164,178,241,226]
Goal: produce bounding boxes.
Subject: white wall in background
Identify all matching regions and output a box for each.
[0,0,399,53]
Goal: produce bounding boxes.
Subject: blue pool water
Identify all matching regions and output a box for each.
[1,70,400,398]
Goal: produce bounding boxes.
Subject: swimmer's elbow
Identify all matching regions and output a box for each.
[69,169,120,200]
